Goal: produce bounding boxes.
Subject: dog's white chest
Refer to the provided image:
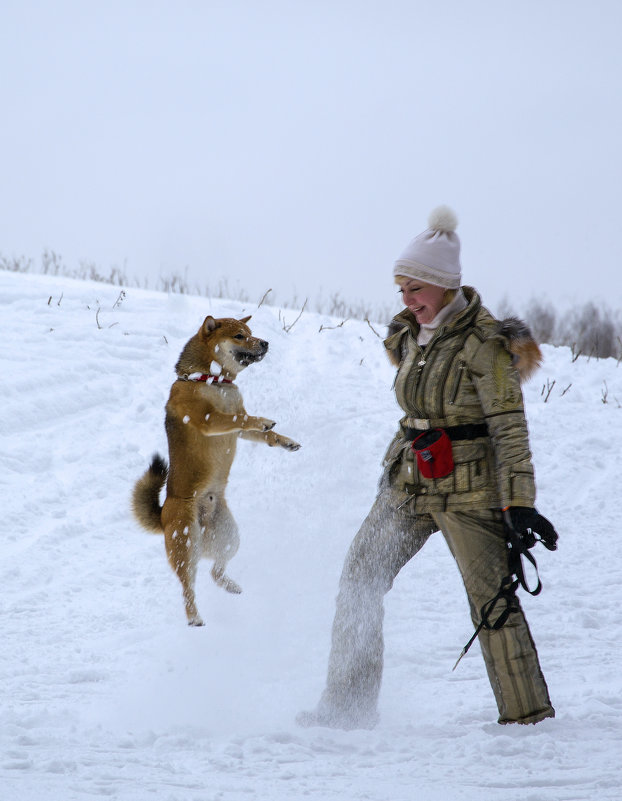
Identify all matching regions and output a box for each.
[200,383,242,414]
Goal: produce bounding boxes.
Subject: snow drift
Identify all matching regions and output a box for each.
[1,271,621,800]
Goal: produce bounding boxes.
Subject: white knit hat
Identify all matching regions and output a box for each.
[393,206,462,289]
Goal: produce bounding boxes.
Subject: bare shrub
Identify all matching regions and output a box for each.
[556,302,618,359]
[0,254,33,272]
[211,277,251,303]
[315,291,395,324]
[159,271,191,294]
[78,259,129,286]
[42,249,65,275]
[523,299,557,345]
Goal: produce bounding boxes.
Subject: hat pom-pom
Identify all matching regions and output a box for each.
[428,205,458,233]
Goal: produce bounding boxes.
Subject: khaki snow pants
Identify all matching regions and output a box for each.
[315,487,554,727]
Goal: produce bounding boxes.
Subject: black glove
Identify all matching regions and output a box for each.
[503,507,558,551]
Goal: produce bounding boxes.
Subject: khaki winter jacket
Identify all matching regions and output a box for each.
[382,287,541,512]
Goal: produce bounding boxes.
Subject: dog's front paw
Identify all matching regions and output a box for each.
[259,417,276,432]
[281,438,301,451]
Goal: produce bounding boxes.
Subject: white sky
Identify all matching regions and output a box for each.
[2,0,621,316]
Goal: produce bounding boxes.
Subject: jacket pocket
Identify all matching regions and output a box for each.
[390,446,412,486]
[431,441,489,494]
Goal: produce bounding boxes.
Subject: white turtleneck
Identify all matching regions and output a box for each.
[417,288,468,346]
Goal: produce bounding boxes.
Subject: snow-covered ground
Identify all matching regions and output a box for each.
[2,270,621,801]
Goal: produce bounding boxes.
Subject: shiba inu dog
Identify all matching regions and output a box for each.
[132,315,300,625]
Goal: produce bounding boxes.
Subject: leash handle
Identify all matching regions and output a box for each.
[504,522,543,596]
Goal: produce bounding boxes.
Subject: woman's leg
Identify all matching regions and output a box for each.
[299,489,435,729]
[435,509,555,724]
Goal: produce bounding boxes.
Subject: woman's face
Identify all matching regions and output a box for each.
[398,278,447,325]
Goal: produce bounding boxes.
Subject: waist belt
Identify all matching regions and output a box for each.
[402,422,488,442]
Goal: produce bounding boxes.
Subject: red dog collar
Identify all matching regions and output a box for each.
[196,374,233,384]
[186,373,233,384]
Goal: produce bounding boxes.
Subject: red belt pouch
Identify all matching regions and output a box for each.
[411,428,454,479]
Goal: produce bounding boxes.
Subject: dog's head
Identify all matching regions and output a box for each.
[175,315,269,379]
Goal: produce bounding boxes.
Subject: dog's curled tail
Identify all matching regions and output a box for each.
[132,453,168,533]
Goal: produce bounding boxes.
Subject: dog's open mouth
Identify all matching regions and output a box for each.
[235,350,267,366]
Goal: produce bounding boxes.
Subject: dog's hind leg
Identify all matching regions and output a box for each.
[164,519,204,626]
[199,493,242,595]
[211,564,242,594]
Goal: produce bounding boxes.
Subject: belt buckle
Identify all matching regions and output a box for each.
[412,418,431,430]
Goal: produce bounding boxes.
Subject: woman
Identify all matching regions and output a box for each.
[298,206,557,729]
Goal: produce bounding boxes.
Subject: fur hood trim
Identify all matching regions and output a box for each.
[385,319,407,368]
[495,317,542,381]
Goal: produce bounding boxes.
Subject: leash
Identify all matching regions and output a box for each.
[452,517,544,671]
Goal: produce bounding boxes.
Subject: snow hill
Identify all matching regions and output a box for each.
[2,270,621,801]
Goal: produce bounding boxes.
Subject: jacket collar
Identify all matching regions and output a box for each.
[391,286,481,340]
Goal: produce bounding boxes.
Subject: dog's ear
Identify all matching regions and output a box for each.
[202,316,219,336]
[239,315,252,324]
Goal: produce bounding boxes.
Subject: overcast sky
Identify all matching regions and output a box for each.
[2,0,621,316]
